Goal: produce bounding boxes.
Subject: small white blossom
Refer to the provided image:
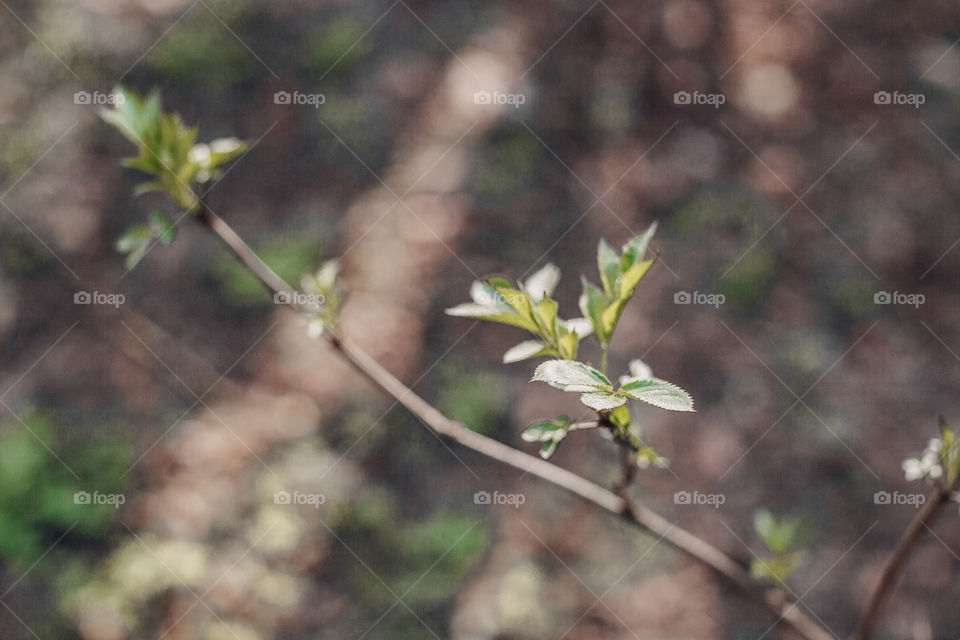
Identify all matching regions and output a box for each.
[902,438,944,482]
[306,318,325,339]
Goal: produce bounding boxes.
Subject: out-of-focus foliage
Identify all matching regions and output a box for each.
[750,509,810,585]
[150,7,256,88]
[209,232,325,307]
[303,18,374,73]
[0,411,129,570]
[335,491,487,614]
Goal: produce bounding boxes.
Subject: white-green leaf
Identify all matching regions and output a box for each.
[522,263,560,302]
[503,340,551,364]
[470,280,507,307]
[616,258,653,300]
[521,416,571,442]
[627,359,653,380]
[621,221,658,267]
[619,378,695,412]
[539,440,560,459]
[580,392,626,411]
[579,278,609,344]
[532,360,612,392]
[560,317,593,338]
[445,303,537,331]
[597,238,620,299]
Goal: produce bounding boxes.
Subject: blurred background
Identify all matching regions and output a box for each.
[0,0,959,638]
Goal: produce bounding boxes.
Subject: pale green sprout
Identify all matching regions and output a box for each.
[750,509,808,586]
[302,260,345,337]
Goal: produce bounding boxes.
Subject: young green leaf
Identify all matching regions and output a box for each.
[149,212,177,246]
[557,328,579,361]
[580,392,626,411]
[533,297,559,342]
[619,378,695,412]
[503,340,553,364]
[521,416,572,442]
[493,285,535,320]
[115,226,152,269]
[521,263,560,302]
[446,281,540,333]
[579,277,609,344]
[607,404,631,430]
[753,509,802,555]
[532,360,613,392]
[620,221,657,269]
[521,416,572,459]
[539,439,561,459]
[597,238,621,299]
[616,258,654,301]
[99,87,162,146]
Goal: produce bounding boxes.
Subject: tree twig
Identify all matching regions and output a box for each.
[851,486,949,640]
[195,206,834,640]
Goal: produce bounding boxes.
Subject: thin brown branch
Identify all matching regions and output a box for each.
[194,207,834,640]
[851,487,949,640]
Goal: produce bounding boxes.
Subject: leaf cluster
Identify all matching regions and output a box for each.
[446,224,693,463]
[100,87,247,267]
[446,263,592,363]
